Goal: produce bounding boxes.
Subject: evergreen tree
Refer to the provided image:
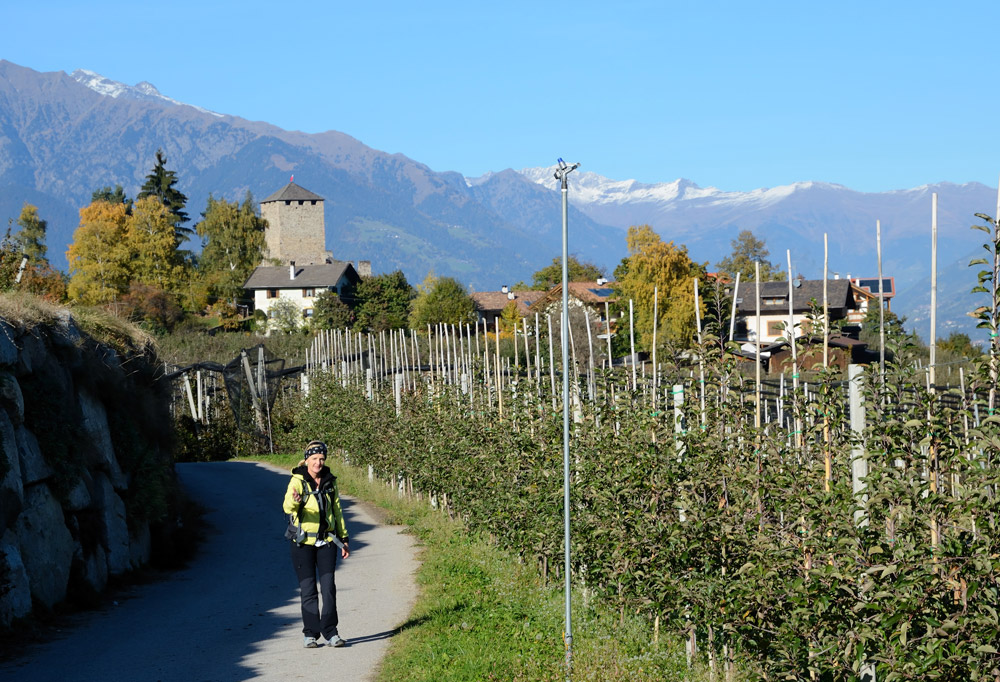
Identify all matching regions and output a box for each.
[137,149,190,245]
[15,203,47,265]
[91,184,133,212]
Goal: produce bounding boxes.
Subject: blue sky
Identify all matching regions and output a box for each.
[4,1,998,193]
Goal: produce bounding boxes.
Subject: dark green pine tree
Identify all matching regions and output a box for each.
[137,149,191,245]
[91,184,133,213]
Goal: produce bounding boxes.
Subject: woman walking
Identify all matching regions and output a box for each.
[283,440,350,648]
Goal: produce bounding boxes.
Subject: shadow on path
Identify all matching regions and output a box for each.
[0,461,418,682]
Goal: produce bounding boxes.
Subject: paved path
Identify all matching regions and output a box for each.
[0,461,419,681]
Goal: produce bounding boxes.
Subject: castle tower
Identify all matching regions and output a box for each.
[259,181,330,265]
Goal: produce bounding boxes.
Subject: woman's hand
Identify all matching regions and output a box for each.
[341,541,350,559]
[292,489,302,503]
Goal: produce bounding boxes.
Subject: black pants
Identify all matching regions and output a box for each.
[290,542,339,639]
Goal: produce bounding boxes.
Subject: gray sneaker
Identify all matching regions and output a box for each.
[326,635,346,648]
[304,636,320,648]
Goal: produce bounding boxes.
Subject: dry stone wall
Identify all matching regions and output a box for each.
[0,310,173,627]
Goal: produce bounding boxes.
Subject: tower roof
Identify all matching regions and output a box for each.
[261,182,324,203]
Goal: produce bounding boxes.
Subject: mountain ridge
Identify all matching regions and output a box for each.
[0,60,996,342]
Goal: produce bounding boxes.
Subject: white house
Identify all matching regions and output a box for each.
[244,261,361,325]
[734,278,859,344]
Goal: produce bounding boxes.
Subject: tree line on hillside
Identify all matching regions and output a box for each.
[0,152,981,359]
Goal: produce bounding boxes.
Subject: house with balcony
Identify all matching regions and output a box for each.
[734,278,858,344]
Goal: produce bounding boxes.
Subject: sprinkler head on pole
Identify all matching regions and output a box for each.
[553,159,580,184]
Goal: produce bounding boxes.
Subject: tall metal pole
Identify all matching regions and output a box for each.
[554,158,579,679]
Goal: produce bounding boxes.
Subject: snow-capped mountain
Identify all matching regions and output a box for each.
[513,166,998,344]
[518,166,726,205]
[70,69,222,117]
[1,59,997,344]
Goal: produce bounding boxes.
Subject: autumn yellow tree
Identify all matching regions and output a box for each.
[614,224,705,349]
[68,197,190,306]
[126,196,187,291]
[67,201,131,304]
[499,300,523,334]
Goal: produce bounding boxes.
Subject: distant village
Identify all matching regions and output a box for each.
[250,179,896,371]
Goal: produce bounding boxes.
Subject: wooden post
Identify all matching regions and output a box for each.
[535,313,542,392]
[823,234,831,491]
[728,271,740,344]
[604,301,613,367]
[629,299,637,390]
[513,316,519,370]
[183,372,198,419]
[567,304,579,395]
[652,285,659,408]
[755,262,762,430]
[523,317,531,379]
[823,234,829,369]
[787,250,801,449]
[495,318,503,418]
[240,350,266,431]
[674,383,686,523]
[694,278,706,427]
[930,193,938,392]
[876,220,886,388]
[196,370,204,422]
[929,195,941,553]
[412,329,421,381]
[547,314,557,407]
[584,309,595,402]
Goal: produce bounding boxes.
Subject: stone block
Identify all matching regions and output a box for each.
[93,472,130,576]
[0,410,24,528]
[15,332,46,376]
[78,544,108,594]
[64,469,93,512]
[15,483,73,609]
[77,389,125,489]
[0,322,18,367]
[0,372,24,425]
[15,425,52,485]
[129,519,151,569]
[0,529,32,627]
[52,310,83,350]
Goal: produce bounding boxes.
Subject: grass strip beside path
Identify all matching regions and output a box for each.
[252,454,707,681]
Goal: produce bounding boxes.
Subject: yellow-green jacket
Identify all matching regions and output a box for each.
[283,465,348,545]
